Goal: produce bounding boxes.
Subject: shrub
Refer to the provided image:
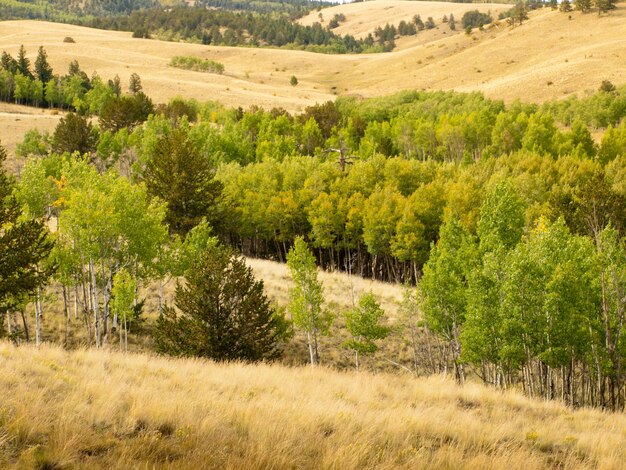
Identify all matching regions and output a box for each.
[169,56,224,74]
[63,37,75,43]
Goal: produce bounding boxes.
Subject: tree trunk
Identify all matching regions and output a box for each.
[306,331,315,366]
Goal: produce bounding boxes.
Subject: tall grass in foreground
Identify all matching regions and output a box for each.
[0,342,624,469]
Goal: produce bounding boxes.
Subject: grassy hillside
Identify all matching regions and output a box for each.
[298,0,509,39]
[0,342,624,469]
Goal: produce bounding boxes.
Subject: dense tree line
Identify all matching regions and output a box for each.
[90,6,371,53]
[0,0,158,21]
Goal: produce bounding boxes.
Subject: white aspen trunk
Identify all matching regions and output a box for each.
[74,286,79,320]
[158,280,164,315]
[7,310,11,336]
[119,314,123,351]
[90,258,101,348]
[306,332,315,366]
[355,351,360,371]
[102,275,111,347]
[124,316,128,352]
[35,289,41,347]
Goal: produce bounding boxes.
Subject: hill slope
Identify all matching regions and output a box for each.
[0,342,624,469]
[298,0,509,40]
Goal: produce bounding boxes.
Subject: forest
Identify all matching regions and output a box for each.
[1,44,625,409]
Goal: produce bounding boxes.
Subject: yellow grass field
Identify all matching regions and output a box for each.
[1,3,625,155]
[0,342,625,469]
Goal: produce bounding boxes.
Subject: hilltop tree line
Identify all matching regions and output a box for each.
[0,45,154,123]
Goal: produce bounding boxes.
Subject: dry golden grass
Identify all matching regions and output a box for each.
[298,0,509,40]
[0,341,624,469]
[0,103,61,172]
[247,257,403,319]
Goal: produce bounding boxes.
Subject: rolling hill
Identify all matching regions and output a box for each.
[0,3,625,154]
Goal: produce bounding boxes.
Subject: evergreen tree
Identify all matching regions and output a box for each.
[560,0,573,11]
[108,74,122,97]
[129,73,142,94]
[155,242,285,361]
[34,46,53,84]
[574,0,592,12]
[52,112,98,157]
[449,14,456,31]
[16,45,33,79]
[141,127,223,237]
[0,51,18,74]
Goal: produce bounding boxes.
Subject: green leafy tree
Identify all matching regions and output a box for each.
[344,292,390,370]
[155,242,285,361]
[0,143,55,322]
[420,215,476,382]
[286,236,332,365]
[461,180,525,383]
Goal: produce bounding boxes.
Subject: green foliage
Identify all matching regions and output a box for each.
[155,242,285,361]
[169,56,225,75]
[286,236,332,365]
[461,10,492,29]
[140,126,223,237]
[344,292,390,359]
[0,143,55,310]
[52,112,98,157]
[111,269,137,327]
[98,92,154,132]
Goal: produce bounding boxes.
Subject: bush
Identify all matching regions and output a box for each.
[62,37,75,43]
[600,80,617,93]
[169,56,224,74]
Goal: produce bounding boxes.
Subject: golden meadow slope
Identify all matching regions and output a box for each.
[1,342,625,469]
[0,3,625,153]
